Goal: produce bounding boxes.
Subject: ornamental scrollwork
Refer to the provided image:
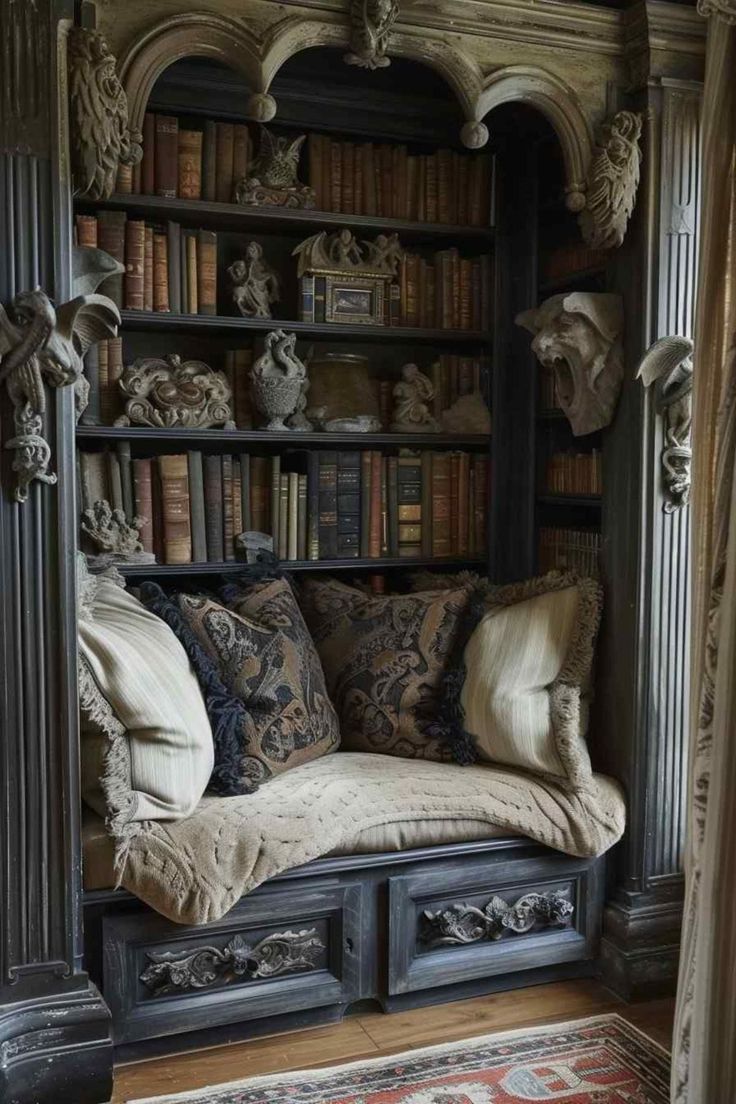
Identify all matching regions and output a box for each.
[636,335,694,511]
[140,928,324,997]
[579,111,643,250]
[115,354,235,430]
[420,890,574,947]
[345,0,400,70]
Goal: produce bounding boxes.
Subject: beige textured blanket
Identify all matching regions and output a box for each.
[112,752,625,925]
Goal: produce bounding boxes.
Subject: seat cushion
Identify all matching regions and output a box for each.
[96,752,625,925]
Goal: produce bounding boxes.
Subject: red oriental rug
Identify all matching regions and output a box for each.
[132,1014,670,1103]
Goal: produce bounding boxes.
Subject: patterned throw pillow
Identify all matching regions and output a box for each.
[176,578,340,792]
[298,577,472,760]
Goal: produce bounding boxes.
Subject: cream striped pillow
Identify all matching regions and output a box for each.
[78,568,214,824]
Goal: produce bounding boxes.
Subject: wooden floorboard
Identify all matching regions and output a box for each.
[112,979,675,1102]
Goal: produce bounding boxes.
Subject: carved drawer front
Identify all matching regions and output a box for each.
[103,880,363,1044]
[388,852,604,996]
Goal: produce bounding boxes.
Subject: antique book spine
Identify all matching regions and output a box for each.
[158,454,191,564]
[431,452,451,557]
[232,461,243,543]
[336,451,360,558]
[380,145,393,218]
[97,210,126,306]
[480,253,493,331]
[167,221,181,314]
[307,451,319,561]
[449,452,460,554]
[154,115,179,198]
[187,451,207,562]
[457,155,469,226]
[153,231,170,312]
[397,456,422,557]
[196,229,217,315]
[417,260,428,328]
[380,456,389,555]
[97,340,111,424]
[201,119,217,202]
[106,337,124,425]
[178,129,203,200]
[437,149,451,223]
[457,451,470,556]
[450,248,461,330]
[318,451,338,559]
[341,142,354,214]
[80,343,101,426]
[399,254,408,326]
[151,463,164,563]
[297,473,308,561]
[78,450,108,512]
[368,450,382,558]
[232,124,250,191]
[459,258,472,331]
[308,132,324,209]
[360,450,372,557]
[270,455,281,542]
[278,473,289,560]
[416,156,427,223]
[75,214,98,247]
[354,144,364,215]
[435,250,452,330]
[397,145,408,220]
[473,454,488,553]
[116,441,134,520]
[179,230,188,314]
[141,112,156,194]
[287,470,299,561]
[374,145,383,217]
[186,232,198,314]
[250,455,268,534]
[330,141,342,213]
[105,450,123,513]
[471,261,482,332]
[363,142,376,216]
[233,348,253,428]
[116,162,133,194]
[222,454,235,561]
[468,465,476,554]
[425,262,436,328]
[387,455,399,558]
[405,254,419,327]
[143,226,154,311]
[215,122,235,203]
[421,450,432,556]
[203,454,224,561]
[132,458,154,554]
[407,155,418,222]
[239,453,251,532]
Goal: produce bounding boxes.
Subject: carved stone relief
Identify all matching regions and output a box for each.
[80,500,155,565]
[421,890,574,947]
[391,363,440,432]
[140,928,324,996]
[516,292,624,436]
[68,27,142,201]
[637,335,694,511]
[115,354,234,429]
[344,0,400,70]
[228,244,280,319]
[579,111,643,250]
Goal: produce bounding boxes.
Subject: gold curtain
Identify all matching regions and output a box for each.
[672,2,736,1100]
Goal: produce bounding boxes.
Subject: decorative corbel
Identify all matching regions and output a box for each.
[68,27,143,200]
[578,110,643,250]
[636,335,694,511]
[344,0,400,70]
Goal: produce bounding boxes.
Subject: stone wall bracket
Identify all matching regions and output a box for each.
[636,335,694,511]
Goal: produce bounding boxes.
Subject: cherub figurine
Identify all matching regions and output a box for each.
[228,243,280,319]
[329,228,363,267]
[363,233,403,275]
[391,363,440,432]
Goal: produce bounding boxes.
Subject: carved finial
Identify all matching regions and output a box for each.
[578,110,643,250]
[460,121,489,150]
[68,28,142,201]
[637,335,694,511]
[246,92,277,122]
[344,0,400,69]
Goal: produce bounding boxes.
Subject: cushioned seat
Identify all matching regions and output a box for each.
[84,751,625,926]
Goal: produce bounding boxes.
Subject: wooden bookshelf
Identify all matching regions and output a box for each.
[537,494,602,509]
[118,556,487,578]
[77,426,490,449]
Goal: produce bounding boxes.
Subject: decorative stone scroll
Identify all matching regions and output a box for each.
[637,335,694,511]
[140,928,324,996]
[115,354,234,429]
[579,111,643,250]
[516,292,624,436]
[421,890,574,947]
[235,128,315,209]
[68,27,143,201]
[344,0,400,70]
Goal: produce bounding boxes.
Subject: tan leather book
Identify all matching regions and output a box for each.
[250,455,269,534]
[232,124,250,190]
[308,132,324,209]
[437,148,453,224]
[459,257,473,331]
[342,142,354,214]
[75,214,98,248]
[278,473,289,560]
[330,141,342,213]
[449,452,460,554]
[457,451,470,556]
[96,210,126,307]
[124,219,145,310]
[456,154,469,225]
[196,229,217,315]
[177,129,203,200]
[416,156,426,222]
[450,248,461,330]
[202,120,217,201]
[473,454,488,554]
[368,451,382,559]
[106,337,124,425]
[232,461,243,541]
[426,153,439,223]
[431,452,451,557]
[153,231,170,312]
[380,145,393,219]
[363,143,376,216]
[215,122,235,203]
[143,226,154,311]
[133,458,155,555]
[97,341,110,424]
[158,454,192,564]
[185,232,198,314]
[222,453,235,561]
[141,112,155,194]
[154,115,179,198]
[288,471,299,561]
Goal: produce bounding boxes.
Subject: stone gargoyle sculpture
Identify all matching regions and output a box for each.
[516,292,624,436]
[636,334,694,511]
[0,248,121,501]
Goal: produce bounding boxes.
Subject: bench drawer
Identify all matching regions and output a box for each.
[388,851,603,996]
[103,880,363,1044]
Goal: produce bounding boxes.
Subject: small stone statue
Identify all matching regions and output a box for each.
[235,128,315,209]
[251,330,307,431]
[391,364,440,432]
[287,376,313,432]
[228,244,280,319]
[80,499,155,566]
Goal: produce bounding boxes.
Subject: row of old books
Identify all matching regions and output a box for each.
[115,113,253,203]
[540,242,607,285]
[307,134,494,227]
[75,213,217,314]
[538,527,601,577]
[77,447,489,565]
[545,451,602,496]
[398,249,493,330]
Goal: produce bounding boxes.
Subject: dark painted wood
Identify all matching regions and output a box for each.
[77,426,490,449]
[117,555,487,578]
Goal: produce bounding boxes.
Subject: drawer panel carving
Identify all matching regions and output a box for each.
[420,889,574,948]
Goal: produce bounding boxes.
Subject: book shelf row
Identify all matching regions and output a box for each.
[544,450,602,496]
[538,527,601,578]
[79,448,490,567]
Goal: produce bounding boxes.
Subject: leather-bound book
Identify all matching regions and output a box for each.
[308,132,324,209]
[107,450,124,513]
[141,112,156,194]
[425,262,436,329]
[154,115,179,198]
[380,145,393,219]
[78,451,108,513]
[278,473,289,560]
[360,450,372,557]
[96,211,126,306]
[132,458,154,555]
[196,229,217,315]
[232,125,250,191]
[202,120,217,201]
[431,452,451,557]
[233,348,253,428]
[318,451,338,559]
[435,249,453,330]
[337,451,360,558]
[97,340,110,423]
[449,452,460,554]
[450,248,461,330]
[457,451,470,556]
[250,455,268,534]
[187,451,207,562]
[141,226,152,310]
[116,162,133,194]
[153,231,170,312]
[151,462,164,563]
[354,145,364,215]
[416,156,426,223]
[117,441,134,520]
[306,451,319,561]
[297,473,308,561]
[222,453,235,561]
[342,142,354,214]
[215,122,235,203]
[270,455,281,542]
[396,145,408,220]
[239,453,251,532]
[203,454,224,562]
[178,129,203,200]
[421,451,432,556]
[287,470,300,561]
[473,454,488,554]
[456,155,468,225]
[471,261,482,331]
[106,337,124,425]
[232,461,242,541]
[158,454,191,564]
[480,253,493,331]
[363,142,376,216]
[426,153,439,223]
[75,214,98,247]
[459,258,473,331]
[330,141,342,213]
[437,149,453,224]
[387,455,399,558]
[80,343,101,426]
[398,456,422,558]
[366,450,381,559]
[167,221,181,314]
[380,456,389,555]
[123,219,145,310]
[185,232,198,314]
[405,254,419,328]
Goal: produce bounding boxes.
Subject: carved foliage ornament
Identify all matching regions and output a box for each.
[516,292,624,436]
[579,111,643,251]
[235,128,315,209]
[115,354,234,429]
[421,890,574,947]
[345,0,400,70]
[637,335,694,511]
[140,928,324,996]
[68,27,142,201]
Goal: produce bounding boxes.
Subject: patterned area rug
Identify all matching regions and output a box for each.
[131,1014,670,1103]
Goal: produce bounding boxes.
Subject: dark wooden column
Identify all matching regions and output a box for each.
[0,3,113,1101]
